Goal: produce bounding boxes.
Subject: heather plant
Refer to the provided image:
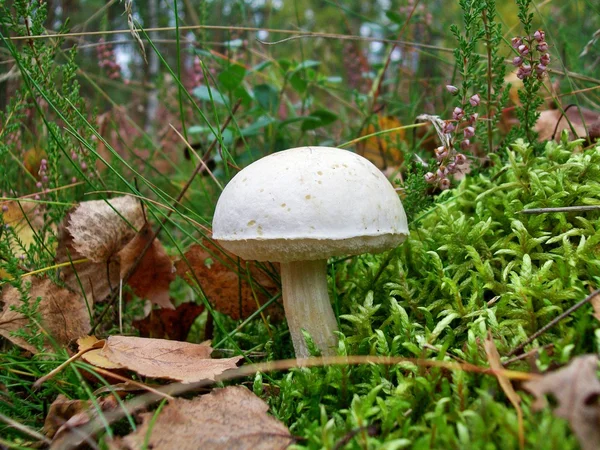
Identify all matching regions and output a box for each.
[423,0,509,191]
[503,0,549,144]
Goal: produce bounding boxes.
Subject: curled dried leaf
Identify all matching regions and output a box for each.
[0,278,91,353]
[175,241,282,321]
[66,196,144,263]
[44,394,118,440]
[118,224,175,309]
[55,222,120,303]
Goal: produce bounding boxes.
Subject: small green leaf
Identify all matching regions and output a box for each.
[218,65,246,90]
[300,109,338,131]
[253,84,279,114]
[192,85,228,105]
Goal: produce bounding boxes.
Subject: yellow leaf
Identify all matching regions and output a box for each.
[356,115,405,170]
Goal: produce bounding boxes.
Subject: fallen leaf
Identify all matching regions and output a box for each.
[132,302,204,340]
[357,114,405,170]
[523,354,600,450]
[175,241,282,321]
[78,336,121,369]
[22,146,47,177]
[113,386,293,450]
[0,278,91,353]
[55,222,120,303]
[535,107,599,142]
[43,394,118,440]
[83,336,241,383]
[118,224,175,309]
[484,332,524,450]
[0,200,49,279]
[66,195,144,263]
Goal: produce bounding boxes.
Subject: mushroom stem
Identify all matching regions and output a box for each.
[280,259,339,359]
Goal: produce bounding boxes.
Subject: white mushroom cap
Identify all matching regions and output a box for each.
[212,146,409,262]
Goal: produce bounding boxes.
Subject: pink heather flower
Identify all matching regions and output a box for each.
[536,42,549,52]
[80,162,88,171]
[452,107,465,120]
[435,146,448,161]
[460,139,471,150]
[464,126,475,138]
[517,64,532,80]
[34,194,40,200]
[511,37,523,48]
[446,85,459,95]
[540,53,551,65]
[442,121,455,134]
[42,175,48,183]
[439,178,451,190]
[512,56,524,66]
[41,159,47,165]
[533,30,545,42]
[455,153,467,165]
[518,44,529,56]
[536,64,547,75]
[469,94,481,107]
[447,162,458,174]
[36,181,42,188]
[469,113,479,124]
[437,168,446,178]
[71,177,77,183]
[1,205,8,212]
[424,172,437,184]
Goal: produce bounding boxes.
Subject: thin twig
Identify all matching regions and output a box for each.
[506,288,600,357]
[0,412,51,445]
[518,205,600,214]
[503,344,554,367]
[90,100,242,333]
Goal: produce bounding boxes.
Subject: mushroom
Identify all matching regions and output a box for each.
[212,146,408,358]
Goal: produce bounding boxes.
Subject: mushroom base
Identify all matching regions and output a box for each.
[280,259,339,359]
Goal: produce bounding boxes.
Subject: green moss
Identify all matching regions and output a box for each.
[264,138,600,448]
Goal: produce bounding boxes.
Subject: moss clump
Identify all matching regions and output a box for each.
[266,138,600,448]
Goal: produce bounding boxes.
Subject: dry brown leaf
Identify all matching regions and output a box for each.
[523,354,600,450]
[113,386,293,450]
[78,336,122,369]
[357,114,405,170]
[43,394,118,440]
[84,336,241,383]
[535,107,599,142]
[484,332,524,450]
[66,195,144,263]
[0,278,91,353]
[117,224,175,309]
[0,200,49,279]
[175,241,282,321]
[55,222,121,303]
[132,302,204,340]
